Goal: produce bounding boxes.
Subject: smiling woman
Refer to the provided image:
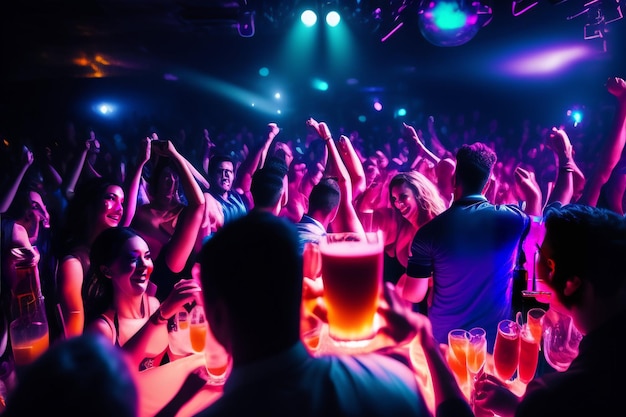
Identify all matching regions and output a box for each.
[55,177,126,340]
[82,226,202,369]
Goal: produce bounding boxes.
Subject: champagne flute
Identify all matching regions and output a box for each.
[518,323,540,384]
[526,307,546,347]
[467,327,487,409]
[493,319,520,383]
[447,329,470,397]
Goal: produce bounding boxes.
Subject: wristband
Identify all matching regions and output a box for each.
[324,136,332,141]
[151,308,169,325]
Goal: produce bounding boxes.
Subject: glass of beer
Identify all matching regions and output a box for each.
[319,231,383,347]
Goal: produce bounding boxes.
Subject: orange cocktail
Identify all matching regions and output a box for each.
[447,329,470,391]
[320,231,383,345]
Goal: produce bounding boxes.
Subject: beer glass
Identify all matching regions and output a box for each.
[319,231,383,347]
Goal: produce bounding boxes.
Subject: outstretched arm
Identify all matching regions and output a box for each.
[578,76,626,206]
[545,127,576,207]
[65,138,95,200]
[153,140,205,273]
[233,123,281,197]
[403,122,441,169]
[121,136,151,227]
[336,134,367,203]
[307,118,364,234]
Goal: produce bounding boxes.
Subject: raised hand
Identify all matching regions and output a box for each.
[21,145,34,168]
[267,122,280,138]
[607,76,626,100]
[546,127,573,163]
[514,166,542,216]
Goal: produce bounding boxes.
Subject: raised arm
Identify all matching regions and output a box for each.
[233,123,281,198]
[336,134,367,203]
[121,136,151,227]
[307,118,364,234]
[0,145,33,213]
[513,166,543,217]
[545,127,576,207]
[578,76,626,207]
[153,140,205,273]
[65,137,98,200]
[403,122,441,168]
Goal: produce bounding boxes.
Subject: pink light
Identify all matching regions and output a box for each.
[502,45,593,76]
[373,101,383,111]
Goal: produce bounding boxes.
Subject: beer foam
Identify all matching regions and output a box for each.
[320,240,382,257]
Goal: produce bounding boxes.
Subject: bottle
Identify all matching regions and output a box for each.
[512,250,527,315]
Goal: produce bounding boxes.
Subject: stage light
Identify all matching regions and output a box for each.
[566,106,585,127]
[417,1,493,47]
[301,9,318,26]
[326,10,341,26]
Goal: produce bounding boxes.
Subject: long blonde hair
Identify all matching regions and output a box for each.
[389,171,447,227]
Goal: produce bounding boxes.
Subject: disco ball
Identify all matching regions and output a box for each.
[417,0,481,47]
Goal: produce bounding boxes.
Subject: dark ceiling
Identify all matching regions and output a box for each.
[2,0,624,79]
[1,0,625,136]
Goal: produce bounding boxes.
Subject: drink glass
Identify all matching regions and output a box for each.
[526,307,546,345]
[447,329,470,397]
[319,231,383,347]
[493,319,520,382]
[467,327,487,410]
[302,242,322,280]
[204,320,231,386]
[10,318,49,367]
[518,324,540,384]
[300,316,323,354]
[189,306,207,353]
[177,310,189,330]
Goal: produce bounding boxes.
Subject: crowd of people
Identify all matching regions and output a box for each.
[0,75,625,417]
